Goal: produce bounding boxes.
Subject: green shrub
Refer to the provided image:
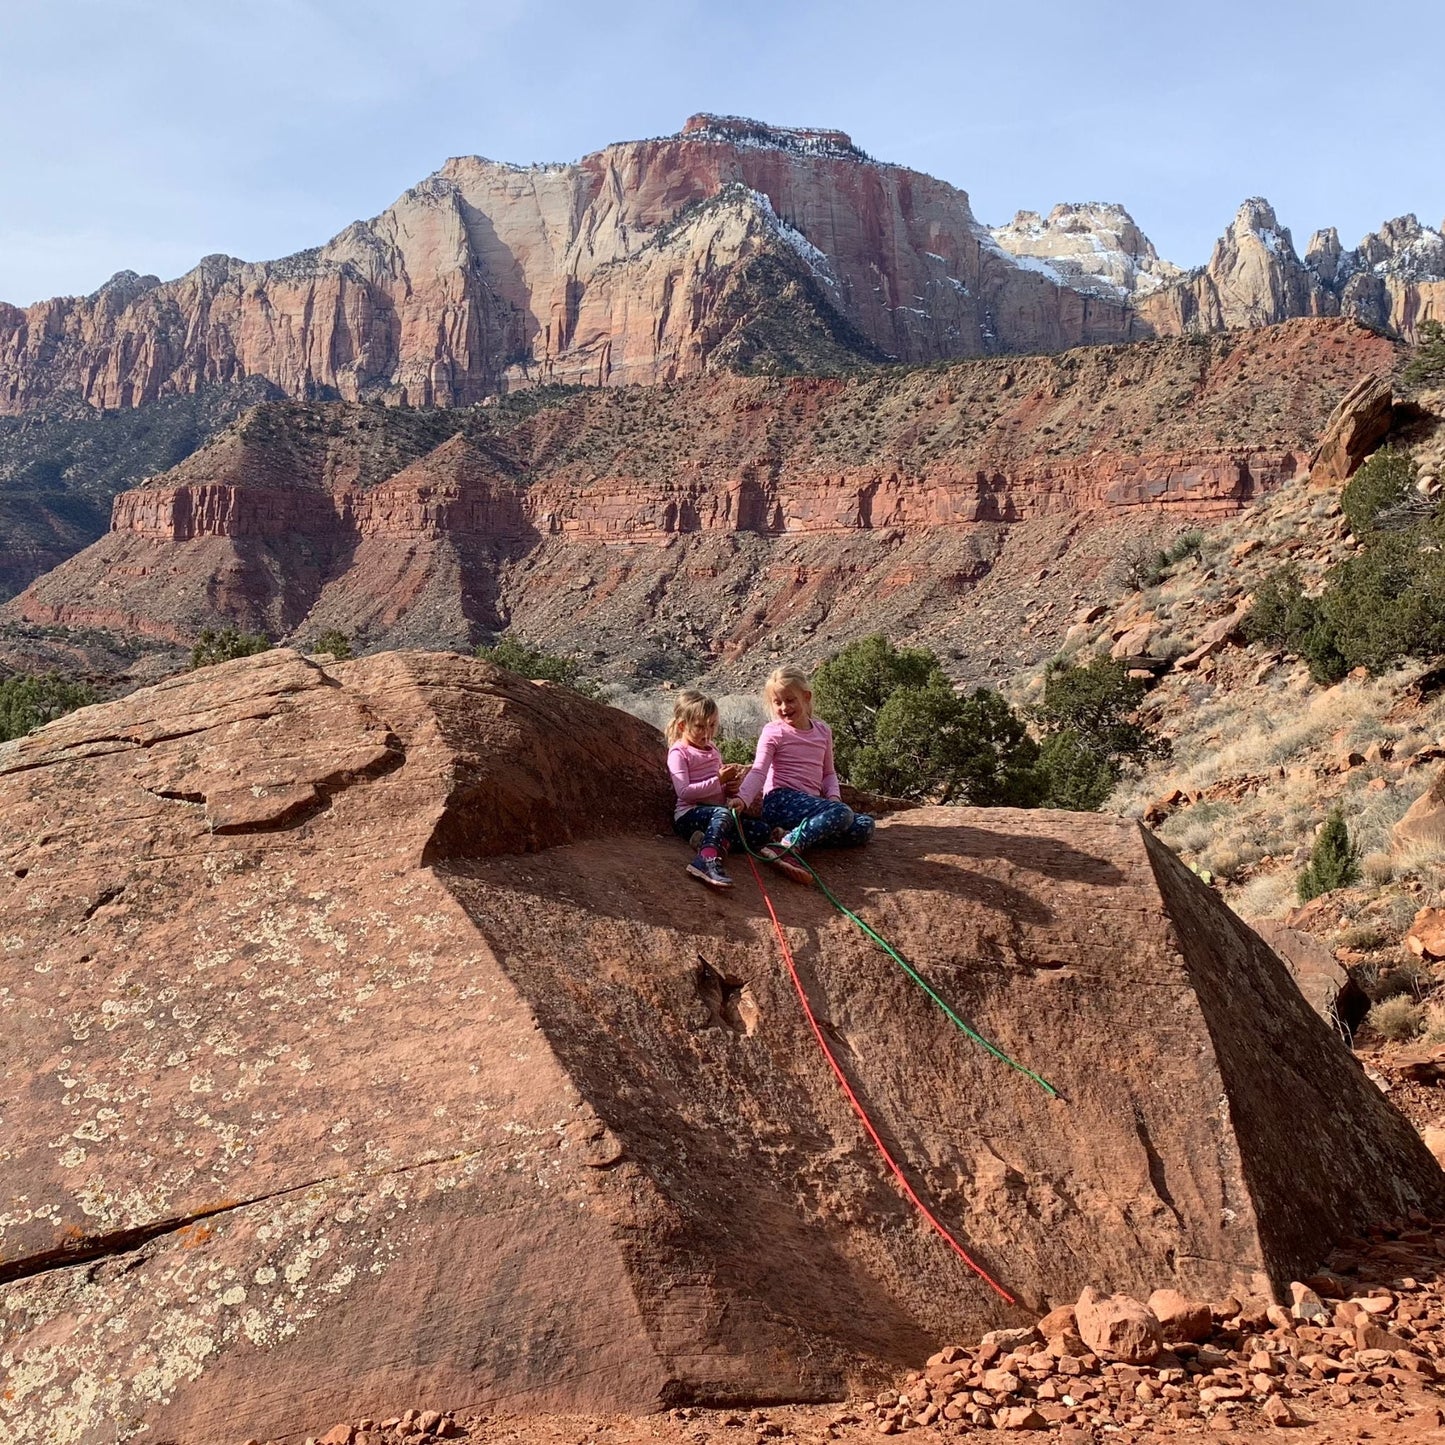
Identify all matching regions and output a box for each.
[1243,566,1318,650]
[1297,809,1361,901]
[1165,530,1205,565]
[1341,448,1419,536]
[1403,319,1445,389]
[1034,730,1118,811]
[812,634,943,780]
[190,627,271,669]
[1317,530,1445,674]
[0,673,98,741]
[850,683,1043,806]
[476,637,600,698]
[812,635,1042,804]
[309,628,353,660]
[1033,657,1165,766]
[718,736,756,765]
[1028,657,1169,811]
[1244,541,1445,685]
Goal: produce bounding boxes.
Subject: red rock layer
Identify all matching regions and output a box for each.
[1,319,1399,676]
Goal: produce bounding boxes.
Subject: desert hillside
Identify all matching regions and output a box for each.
[0,318,1396,686]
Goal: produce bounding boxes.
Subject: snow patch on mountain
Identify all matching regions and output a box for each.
[742,188,840,287]
[988,203,1185,300]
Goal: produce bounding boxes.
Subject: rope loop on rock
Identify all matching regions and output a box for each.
[741,847,1016,1304]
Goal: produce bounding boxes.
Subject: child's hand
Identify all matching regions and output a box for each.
[727,796,746,814]
[719,762,745,785]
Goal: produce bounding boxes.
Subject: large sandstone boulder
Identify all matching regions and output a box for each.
[2,650,1442,1445]
[1250,919,1371,1036]
[1311,373,1395,485]
[1395,763,1445,852]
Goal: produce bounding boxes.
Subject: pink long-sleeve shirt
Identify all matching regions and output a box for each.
[667,740,728,819]
[737,718,841,807]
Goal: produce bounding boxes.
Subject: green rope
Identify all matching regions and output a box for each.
[736,824,1060,1099]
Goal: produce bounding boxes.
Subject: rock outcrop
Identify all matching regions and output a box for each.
[1014,199,1445,342]
[1137,200,1333,334]
[1395,762,1445,852]
[989,204,1186,300]
[1310,373,1397,484]
[0,117,1141,416]
[0,318,1399,680]
[1,649,1441,1445]
[2,119,1440,425]
[1308,214,1445,337]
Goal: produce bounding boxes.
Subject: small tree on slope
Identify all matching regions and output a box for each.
[1298,809,1361,903]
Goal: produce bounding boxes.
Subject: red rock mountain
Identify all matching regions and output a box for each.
[1,318,1399,682]
[2,117,1439,427]
[993,199,1445,340]
[0,115,1142,415]
[1,649,1439,1444]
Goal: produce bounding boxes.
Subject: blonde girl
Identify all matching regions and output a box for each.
[734,664,874,883]
[666,689,771,890]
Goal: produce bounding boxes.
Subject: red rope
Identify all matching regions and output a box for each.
[743,852,1015,1304]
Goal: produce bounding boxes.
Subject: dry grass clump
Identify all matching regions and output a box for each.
[1393,835,1445,881]
[1199,836,1265,884]
[1337,921,1391,952]
[1373,959,1431,1002]
[608,687,766,738]
[1231,868,1297,922]
[1425,1002,1445,1044]
[1380,892,1426,932]
[1368,995,1425,1042]
[1363,850,1395,885]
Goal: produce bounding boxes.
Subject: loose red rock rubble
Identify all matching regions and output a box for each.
[865,1215,1445,1435]
[254,1220,1445,1445]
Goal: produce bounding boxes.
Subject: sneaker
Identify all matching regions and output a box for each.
[688,829,705,849]
[762,845,813,886]
[687,853,734,889]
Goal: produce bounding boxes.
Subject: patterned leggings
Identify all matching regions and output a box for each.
[673,805,772,855]
[760,788,874,851]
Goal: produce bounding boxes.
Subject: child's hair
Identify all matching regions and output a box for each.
[666,688,719,744]
[765,664,811,700]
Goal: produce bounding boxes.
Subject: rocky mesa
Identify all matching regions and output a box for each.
[0,317,1399,681]
[1,116,1440,426]
[0,115,1142,415]
[1,649,1441,1445]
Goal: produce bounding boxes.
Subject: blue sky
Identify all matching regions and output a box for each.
[3,0,1441,305]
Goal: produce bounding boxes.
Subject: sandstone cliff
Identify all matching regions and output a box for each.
[0,377,282,599]
[989,204,1186,300]
[993,198,1445,341]
[3,118,1440,428]
[1,649,1439,1445]
[1,318,1399,683]
[0,116,1139,416]
[1137,200,1333,333]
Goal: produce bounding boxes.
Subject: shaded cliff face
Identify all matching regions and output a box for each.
[2,318,1399,683]
[0,116,1139,417]
[0,377,284,601]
